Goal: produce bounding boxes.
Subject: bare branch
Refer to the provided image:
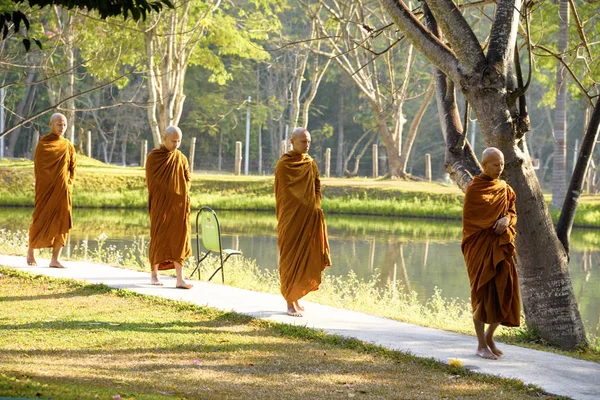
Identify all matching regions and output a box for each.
[378,0,461,82]
[426,0,487,74]
[0,71,132,139]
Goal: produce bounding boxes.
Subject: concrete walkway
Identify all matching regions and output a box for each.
[1,254,598,400]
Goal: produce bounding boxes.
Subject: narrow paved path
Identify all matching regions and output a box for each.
[1,254,598,400]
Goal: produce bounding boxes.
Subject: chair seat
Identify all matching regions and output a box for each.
[223,249,243,256]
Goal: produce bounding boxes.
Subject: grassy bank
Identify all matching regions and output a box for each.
[0,269,560,399]
[0,157,466,220]
[4,157,600,227]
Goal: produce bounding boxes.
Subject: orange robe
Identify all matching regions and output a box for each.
[275,151,331,303]
[29,132,76,249]
[146,146,192,269]
[461,174,521,327]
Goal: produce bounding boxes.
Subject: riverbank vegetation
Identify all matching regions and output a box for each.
[0,268,563,399]
[4,158,600,228]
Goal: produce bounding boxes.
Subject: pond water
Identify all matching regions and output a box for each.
[1,207,598,338]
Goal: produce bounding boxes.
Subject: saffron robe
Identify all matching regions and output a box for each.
[29,132,76,249]
[461,174,521,327]
[146,146,192,269]
[275,151,331,303]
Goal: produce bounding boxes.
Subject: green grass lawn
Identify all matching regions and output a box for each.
[0,268,559,400]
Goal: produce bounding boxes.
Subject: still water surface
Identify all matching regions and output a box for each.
[1,207,598,338]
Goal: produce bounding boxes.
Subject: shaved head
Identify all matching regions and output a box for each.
[165,125,182,137]
[50,113,67,123]
[290,127,311,154]
[481,147,505,179]
[482,147,503,163]
[291,127,308,139]
[162,126,183,151]
[49,113,68,137]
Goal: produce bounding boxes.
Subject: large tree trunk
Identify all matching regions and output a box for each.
[382,0,587,349]
[550,0,570,210]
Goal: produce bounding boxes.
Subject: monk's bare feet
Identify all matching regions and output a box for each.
[286,302,303,317]
[49,261,66,269]
[176,283,193,289]
[151,276,163,286]
[26,249,37,266]
[476,346,498,360]
[293,300,305,312]
[485,334,503,357]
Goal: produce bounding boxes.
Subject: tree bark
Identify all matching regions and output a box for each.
[550,0,570,210]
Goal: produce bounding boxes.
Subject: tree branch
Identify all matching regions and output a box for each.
[0,71,132,139]
[487,0,522,76]
[378,0,461,83]
[556,98,600,254]
[425,0,486,74]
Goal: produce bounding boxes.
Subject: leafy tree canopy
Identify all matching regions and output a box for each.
[1,0,174,50]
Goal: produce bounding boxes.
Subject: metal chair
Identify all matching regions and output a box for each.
[189,206,242,283]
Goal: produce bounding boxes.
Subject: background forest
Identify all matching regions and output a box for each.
[0,0,597,189]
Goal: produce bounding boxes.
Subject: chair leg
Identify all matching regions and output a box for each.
[207,266,222,282]
[189,251,211,280]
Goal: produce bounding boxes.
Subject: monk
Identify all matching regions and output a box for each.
[461,147,521,360]
[27,113,76,268]
[274,127,331,317]
[145,125,193,289]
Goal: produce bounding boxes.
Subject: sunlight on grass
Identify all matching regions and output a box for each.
[0,271,552,399]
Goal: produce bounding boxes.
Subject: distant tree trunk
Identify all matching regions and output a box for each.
[6,66,37,157]
[556,99,600,254]
[336,91,345,177]
[551,0,570,210]
[62,8,75,144]
[399,77,436,176]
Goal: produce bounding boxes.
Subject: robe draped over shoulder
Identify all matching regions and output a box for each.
[275,151,331,303]
[29,132,76,248]
[146,146,192,268]
[461,174,520,327]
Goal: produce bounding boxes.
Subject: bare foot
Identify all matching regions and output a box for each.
[293,300,305,312]
[485,331,503,357]
[151,276,163,286]
[49,261,66,269]
[26,249,37,266]
[176,282,193,290]
[286,302,303,317]
[476,347,498,360]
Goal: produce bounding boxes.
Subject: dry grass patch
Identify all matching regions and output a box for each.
[0,269,557,400]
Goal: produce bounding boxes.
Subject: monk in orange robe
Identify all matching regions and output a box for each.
[27,113,76,268]
[145,125,193,289]
[462,147,520,360]
[275,127,331,317]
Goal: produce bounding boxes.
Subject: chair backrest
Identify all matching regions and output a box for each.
[199,208,222,252]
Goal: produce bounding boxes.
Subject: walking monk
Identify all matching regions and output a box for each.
[145,126,193,289]
[462,147,521,360]
[275,127,331,317]
[27,113,76,268]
